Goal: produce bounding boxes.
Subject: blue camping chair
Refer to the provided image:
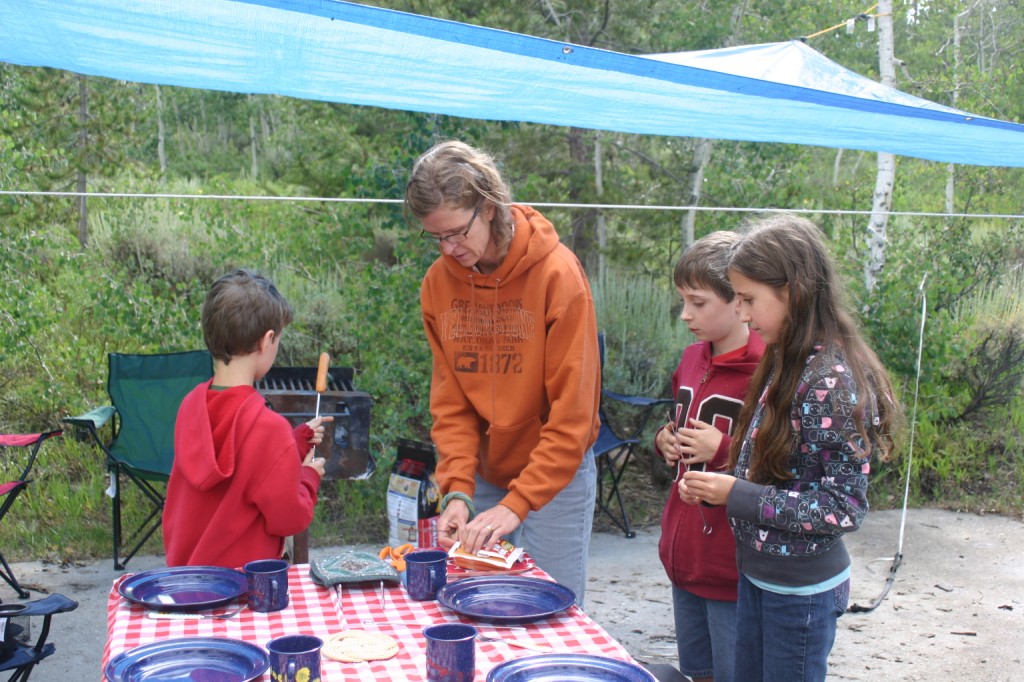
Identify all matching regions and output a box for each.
[0,593,78,682]
[64,351,213,569]
[594,333,671,538]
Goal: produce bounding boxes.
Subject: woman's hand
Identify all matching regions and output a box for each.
[436,499,471,551]
[679,470,736,506]
[458,504,521,555]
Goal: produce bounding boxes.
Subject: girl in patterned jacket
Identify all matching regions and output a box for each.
[680,214,900,682]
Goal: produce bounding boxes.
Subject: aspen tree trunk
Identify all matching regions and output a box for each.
[568,126,598,272]
[594,132,607,283]
[680,1,748,255]
[946,3,978,214]
[865,0,896,293]
[681,138,712,250]
[155,85,167,174]
[249,115,259,180]
[77,75,89,248]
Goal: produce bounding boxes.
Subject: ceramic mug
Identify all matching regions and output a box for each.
[403,549,448,601]
[244,558,290,612]
[267,634,323,682]
[424,623,477,682]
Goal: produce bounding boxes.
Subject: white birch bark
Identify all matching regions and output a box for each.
[155,85,166,174]
[865,0,897,293]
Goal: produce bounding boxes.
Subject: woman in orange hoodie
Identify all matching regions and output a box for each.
[406,140,601,605]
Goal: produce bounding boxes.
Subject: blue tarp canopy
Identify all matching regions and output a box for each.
[1,0,1022,167]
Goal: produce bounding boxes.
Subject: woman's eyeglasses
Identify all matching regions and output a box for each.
[420,203,482,245]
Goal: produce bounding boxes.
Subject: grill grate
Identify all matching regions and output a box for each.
[255,366,354,392]
[255,364,373,482]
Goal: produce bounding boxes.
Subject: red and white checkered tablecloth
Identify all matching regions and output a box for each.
[103,562,635,681]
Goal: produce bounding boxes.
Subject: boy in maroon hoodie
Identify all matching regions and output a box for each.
[654,232,764,682]
[163,268,330,568]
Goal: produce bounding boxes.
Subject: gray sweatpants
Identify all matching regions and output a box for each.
[472,448,596,609]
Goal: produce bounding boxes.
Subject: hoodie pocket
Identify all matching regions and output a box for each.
[479,417,543,485]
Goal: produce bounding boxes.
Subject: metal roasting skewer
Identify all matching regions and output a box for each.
[674,402,712,535]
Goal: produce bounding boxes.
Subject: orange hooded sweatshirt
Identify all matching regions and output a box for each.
[420,204,601,520]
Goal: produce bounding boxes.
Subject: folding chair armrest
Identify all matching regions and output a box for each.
[19,593,79,617]
[63,405,116,431]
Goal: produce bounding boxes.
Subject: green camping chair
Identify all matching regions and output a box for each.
[64,351,212,569]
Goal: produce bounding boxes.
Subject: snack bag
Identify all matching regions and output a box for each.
[448,539,524,571]
[386,439,440,548]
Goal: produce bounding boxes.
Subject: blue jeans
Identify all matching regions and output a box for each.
[734,575,850,682]
[673,585,737,682]
[473,448,596,608]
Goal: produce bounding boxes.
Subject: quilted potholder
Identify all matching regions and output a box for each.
[309,551,401,586]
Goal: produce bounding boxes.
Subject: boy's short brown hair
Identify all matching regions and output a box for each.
[201,269,293,364]
[673,230,741,302]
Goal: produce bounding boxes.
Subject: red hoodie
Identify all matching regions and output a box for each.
[163,382,321,568]
[656,334,764,601]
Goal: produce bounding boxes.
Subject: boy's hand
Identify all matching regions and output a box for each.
[305,415,334,445]
[656,423,683,465]
[302,450,327,478]
[677,418,723,465]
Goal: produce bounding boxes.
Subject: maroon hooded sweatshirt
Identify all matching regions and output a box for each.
[656,333,764,601]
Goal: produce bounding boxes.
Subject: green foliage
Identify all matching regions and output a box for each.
[593,267,685,396]
[3,0,1024,562]
[592,268,692,488]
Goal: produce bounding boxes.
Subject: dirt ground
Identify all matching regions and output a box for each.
[586,508,1024,681]
[4,508,1023,680]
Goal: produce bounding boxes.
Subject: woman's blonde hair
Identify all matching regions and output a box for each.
[727,214,901,483]
[405,140,514,256]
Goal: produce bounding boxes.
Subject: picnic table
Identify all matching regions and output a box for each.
[102,560,637,681]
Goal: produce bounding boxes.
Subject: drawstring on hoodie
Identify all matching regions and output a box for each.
[472,274,502,436]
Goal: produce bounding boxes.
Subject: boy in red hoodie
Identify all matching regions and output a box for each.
[654,232,765,682]
[163,268,330,568]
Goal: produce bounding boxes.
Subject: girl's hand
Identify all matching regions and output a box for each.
[677,419,723,466]
[680,470,736,506]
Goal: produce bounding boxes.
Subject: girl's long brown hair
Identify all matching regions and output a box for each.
[727,214,900,484]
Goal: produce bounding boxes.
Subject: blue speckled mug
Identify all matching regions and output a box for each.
[404,549,448,601]
[267,634,322,682]
[424,623,477,682]
[244,559,290,612]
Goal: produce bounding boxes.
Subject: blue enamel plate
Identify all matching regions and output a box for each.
[486,653,656,682]
[104,637,270,682]
[118,566,247,611]
[436,576,575,624]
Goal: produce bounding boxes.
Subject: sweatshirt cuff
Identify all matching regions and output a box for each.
[292,423,314,456]
[499,491,530,521]
[726,477,763,525]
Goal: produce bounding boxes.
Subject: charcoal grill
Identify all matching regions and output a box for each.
[256,366,374,481]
